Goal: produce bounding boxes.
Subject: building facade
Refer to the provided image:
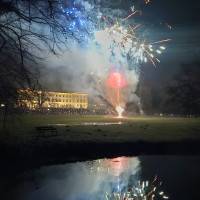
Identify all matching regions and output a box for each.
[18,89,88,110]
[43,91,88,109]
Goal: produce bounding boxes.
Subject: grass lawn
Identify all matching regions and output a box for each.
[1,114,200,143]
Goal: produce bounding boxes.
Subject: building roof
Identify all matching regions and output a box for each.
[45,90,88,95]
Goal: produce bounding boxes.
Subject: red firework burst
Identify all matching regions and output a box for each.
[107,71,127,89]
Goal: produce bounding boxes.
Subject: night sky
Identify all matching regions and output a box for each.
[142,0,200,25]
[132,0,200,87]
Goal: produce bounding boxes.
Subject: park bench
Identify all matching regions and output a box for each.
[35,126,58,138]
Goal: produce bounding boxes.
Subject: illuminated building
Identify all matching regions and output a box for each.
[18,89,88,110]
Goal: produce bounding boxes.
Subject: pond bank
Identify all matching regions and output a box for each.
[1,139,200,175]
[1,115,200,173]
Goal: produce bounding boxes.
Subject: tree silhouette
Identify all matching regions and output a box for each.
[166,61,200,115]
[0,0,74,127]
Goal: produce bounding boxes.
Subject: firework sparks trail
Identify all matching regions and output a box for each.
[122,10,140,21]
[94,12,170,82]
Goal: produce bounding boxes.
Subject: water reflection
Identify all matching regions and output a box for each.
[47,122,123,126]
[4,157,171,200]
[2,156,200,200]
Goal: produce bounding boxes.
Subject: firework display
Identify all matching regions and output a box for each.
[60,0,170,117]
[60,0,170,67]
[94,18,170,68]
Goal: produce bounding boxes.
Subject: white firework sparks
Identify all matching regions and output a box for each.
[94,19,170,69]
[105,178,169,200]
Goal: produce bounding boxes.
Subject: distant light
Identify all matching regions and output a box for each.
[156,50,162,54]
[150,54,154,58]
[163,196,169,199]
[1,104,5,107]
[159,191,164,195]
[160,46,166,50]
[146,181,149,187]
[140,43,144,47]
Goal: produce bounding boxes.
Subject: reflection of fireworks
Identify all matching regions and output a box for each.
[89,157,139,177]
[87,157,169,200]
[105,176,169,200]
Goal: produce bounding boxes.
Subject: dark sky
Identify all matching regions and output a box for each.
[139,0,200,60]
[132,0,200,86]
[142,0,200,25]
[119,0,200,25]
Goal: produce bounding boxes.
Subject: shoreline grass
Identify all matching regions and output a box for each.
[0,114,200,144]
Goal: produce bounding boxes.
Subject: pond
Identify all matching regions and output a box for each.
[1,156,200,200]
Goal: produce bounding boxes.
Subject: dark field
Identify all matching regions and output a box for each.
[1,114,200,143]
[1,114,200,171]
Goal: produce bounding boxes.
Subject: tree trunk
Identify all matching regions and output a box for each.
[2,104,8,130]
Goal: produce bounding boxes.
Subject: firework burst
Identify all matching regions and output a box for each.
[93,1,171,116]
[60,0,171,68]
[105,176,169,200]
[94,11,171,69]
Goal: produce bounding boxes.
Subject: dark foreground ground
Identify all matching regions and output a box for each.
[0,115,200,173]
